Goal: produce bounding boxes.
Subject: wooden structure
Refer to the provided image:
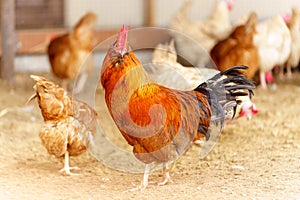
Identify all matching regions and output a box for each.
[144,0,154,26]
[0,0,159,83]
[0,28,119,55]
[1,0,16,84]
[15,0,64,29]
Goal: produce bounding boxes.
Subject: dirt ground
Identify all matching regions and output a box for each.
[0,71,299,200]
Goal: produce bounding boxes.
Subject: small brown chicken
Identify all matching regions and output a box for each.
[210,12,259,79]
[28,75,98,175]
[47,12,97,93]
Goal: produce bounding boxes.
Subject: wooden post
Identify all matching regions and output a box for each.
[144,0,155,27]
[1,0,16,84]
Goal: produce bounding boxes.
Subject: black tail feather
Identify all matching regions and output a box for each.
[194,65,255,98]
[194,65,255,122]
[220,65,248,76]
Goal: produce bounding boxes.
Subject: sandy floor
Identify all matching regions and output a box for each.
[0,71,299,200]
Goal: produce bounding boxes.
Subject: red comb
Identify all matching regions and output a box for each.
[265,71,274,83]
[251,104,259,115]
[226,0,235,11]
[116,25,130,52]
[282,13,291,23]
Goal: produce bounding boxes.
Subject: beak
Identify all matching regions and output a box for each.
[30,74,41,81]
[26,93,37,105]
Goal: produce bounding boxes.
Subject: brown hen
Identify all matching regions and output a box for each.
[28,75,97,175]
[210,12,259,79]
[47,12,97,93]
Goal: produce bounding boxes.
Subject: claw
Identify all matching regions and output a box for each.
[158,171,173,186]
[59,151,80,176]
[59,166,81,176]
[123,164,150,192]
[158,162,175,186]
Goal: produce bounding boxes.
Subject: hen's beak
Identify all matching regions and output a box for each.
[27,74,40,104]
[26,93,37,105]
[115,25,129,56]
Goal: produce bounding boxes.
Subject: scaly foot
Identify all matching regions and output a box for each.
[158,171,173,186]
[124,164,151,192]
[59,166,81,176]
[60,152,80,175]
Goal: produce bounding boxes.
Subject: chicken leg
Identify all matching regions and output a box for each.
[140,164,151,189]
[125,164,151,192]
[73,73,89,94]
[158,162,175,186]
[61,79,69,91]
[127,161,175,192]
[286,66,293,79]
[259,71,267,89]
[59,151,80,176]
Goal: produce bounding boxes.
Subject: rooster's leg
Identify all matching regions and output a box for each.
[140,164,150,189]
[59,151,80,176]
[158,162,174,186]
[124,164,150,192]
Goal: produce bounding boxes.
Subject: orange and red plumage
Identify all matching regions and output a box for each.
[100,26,254,189]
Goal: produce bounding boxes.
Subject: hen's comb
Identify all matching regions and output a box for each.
[225,0,236,11]
[116,25,130,52]
[282,13,291,23]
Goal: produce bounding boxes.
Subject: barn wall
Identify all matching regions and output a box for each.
[64,0,144,28]
[64,0,300,28]
[14,0,300,72]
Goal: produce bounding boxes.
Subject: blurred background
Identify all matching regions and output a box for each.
[0,0,299,76]
[1,1,300,199]
[7,0,300,28]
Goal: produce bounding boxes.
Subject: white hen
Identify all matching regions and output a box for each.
[283,7,300,78]
[150,40,215,90]
[254,15,292,88]
[169,0,235,67]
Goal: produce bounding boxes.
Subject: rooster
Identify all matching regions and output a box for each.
[100,26,255,189]
[28,75,97,175]
[47,12,97,93]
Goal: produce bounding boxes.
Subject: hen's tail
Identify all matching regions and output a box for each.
[194,65,255,121]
